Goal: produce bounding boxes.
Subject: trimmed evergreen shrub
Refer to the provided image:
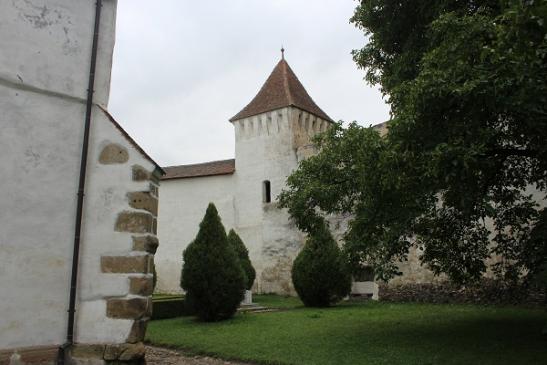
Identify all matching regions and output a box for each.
[181,203,245,321]
[228,229,256,290]
[292,223,351,307]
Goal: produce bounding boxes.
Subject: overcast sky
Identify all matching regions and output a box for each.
[109,0,390,167]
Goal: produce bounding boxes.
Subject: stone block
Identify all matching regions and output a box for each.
[118,342,146,361]
[132,165,150,181]
[127,320,148,343]
[71,344,106,359]
[127,192,158,216]
[152,218,157,235]
[99,143,129,164]
[115,211,153,233]
[149,183,159,198]
[101,255,150,274]
[106,298,151,319]
[132,235,159,254]
[129,276,154,296]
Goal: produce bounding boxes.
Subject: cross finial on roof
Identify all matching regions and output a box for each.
[281,46,285,60]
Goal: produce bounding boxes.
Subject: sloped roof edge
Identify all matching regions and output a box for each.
[230,58,333,122]
[98,105,165,175]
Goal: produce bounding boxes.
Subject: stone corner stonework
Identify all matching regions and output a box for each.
[101,255,152,274]
[132,235,159,254]
[99,143,129,164]
[127,191,158,216]
[106,297,152,319]
[131,165,150,181]
[71,342,146,364]
[115,211,154,234]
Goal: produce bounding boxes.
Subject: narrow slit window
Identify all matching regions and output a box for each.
[263,180,271,203]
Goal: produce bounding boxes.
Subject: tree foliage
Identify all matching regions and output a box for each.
[181,203,245,321]
[292,223,352,307]
[228,229,256,290]
[279,0,547,286]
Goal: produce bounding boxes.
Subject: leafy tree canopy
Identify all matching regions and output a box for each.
[279,0,547,285]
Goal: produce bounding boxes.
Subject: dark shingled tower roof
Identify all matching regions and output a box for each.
[230,55,333,122]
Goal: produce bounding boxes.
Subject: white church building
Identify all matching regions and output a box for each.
[156,54,334,295]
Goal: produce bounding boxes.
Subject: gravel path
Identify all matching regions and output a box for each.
[146,346,252,365]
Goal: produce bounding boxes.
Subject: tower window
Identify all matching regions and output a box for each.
[263,180,271,203]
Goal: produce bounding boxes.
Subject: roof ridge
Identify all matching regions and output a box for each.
[281,60,293,105]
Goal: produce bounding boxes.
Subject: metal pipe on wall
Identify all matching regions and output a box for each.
[58,0,103,363]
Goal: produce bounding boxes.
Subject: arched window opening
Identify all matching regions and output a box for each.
[263,180,271,203]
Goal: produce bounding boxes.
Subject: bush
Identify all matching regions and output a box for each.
[181,203,245,321]
[292,224,351,307]
[228,229,256,290]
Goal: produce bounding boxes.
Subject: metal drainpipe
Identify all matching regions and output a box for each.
[57,0,103,363]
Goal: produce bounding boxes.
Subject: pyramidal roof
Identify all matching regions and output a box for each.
[230,56,333,122]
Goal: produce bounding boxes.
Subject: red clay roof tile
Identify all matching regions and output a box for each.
[162,159,235,180]
[230,58,333,122]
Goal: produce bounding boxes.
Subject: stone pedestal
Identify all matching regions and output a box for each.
[351,281,379,300]
[241,290,253,305]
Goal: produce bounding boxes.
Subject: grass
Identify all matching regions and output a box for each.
[147,296,547,365]
[152,293,184,300]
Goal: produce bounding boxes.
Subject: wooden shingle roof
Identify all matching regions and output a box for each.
[230,58,333,122]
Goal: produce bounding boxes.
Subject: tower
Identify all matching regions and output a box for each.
[230,52,333,293]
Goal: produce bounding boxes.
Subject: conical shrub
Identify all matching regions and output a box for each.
[228,229,256,290]
[292,223,352,307]
[181,203,245,321]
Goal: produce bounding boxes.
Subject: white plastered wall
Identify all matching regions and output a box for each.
[0,0,154,350]
[156,175,235,294]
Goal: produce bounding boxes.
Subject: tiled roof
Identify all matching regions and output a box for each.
[230,58,333,122]
[162,159,235,180]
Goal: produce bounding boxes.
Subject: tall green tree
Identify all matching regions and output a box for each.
[181,203,245,321]
[279,0,547,287]
[228,229,256,290]
[292,223,352,307]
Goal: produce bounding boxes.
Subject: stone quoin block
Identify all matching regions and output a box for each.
[99,143,129,164]
[127,191,158,216]
[71,344,105,360]
[101,255,152,274]
[152,218,157,234]
[149,183,159,198]
[106,298,152,319]
[127,320,149,343]
[132,235,159,254]
[129,276,154,296]
[132,164,150,181]
[117,342,146,361]
[115,211,153,233]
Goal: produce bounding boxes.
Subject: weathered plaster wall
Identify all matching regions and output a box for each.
[0,1,158,363]
[156,175,235,294]
[0,0,116,106]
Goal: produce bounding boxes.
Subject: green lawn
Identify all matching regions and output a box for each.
[147,296,547,365]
